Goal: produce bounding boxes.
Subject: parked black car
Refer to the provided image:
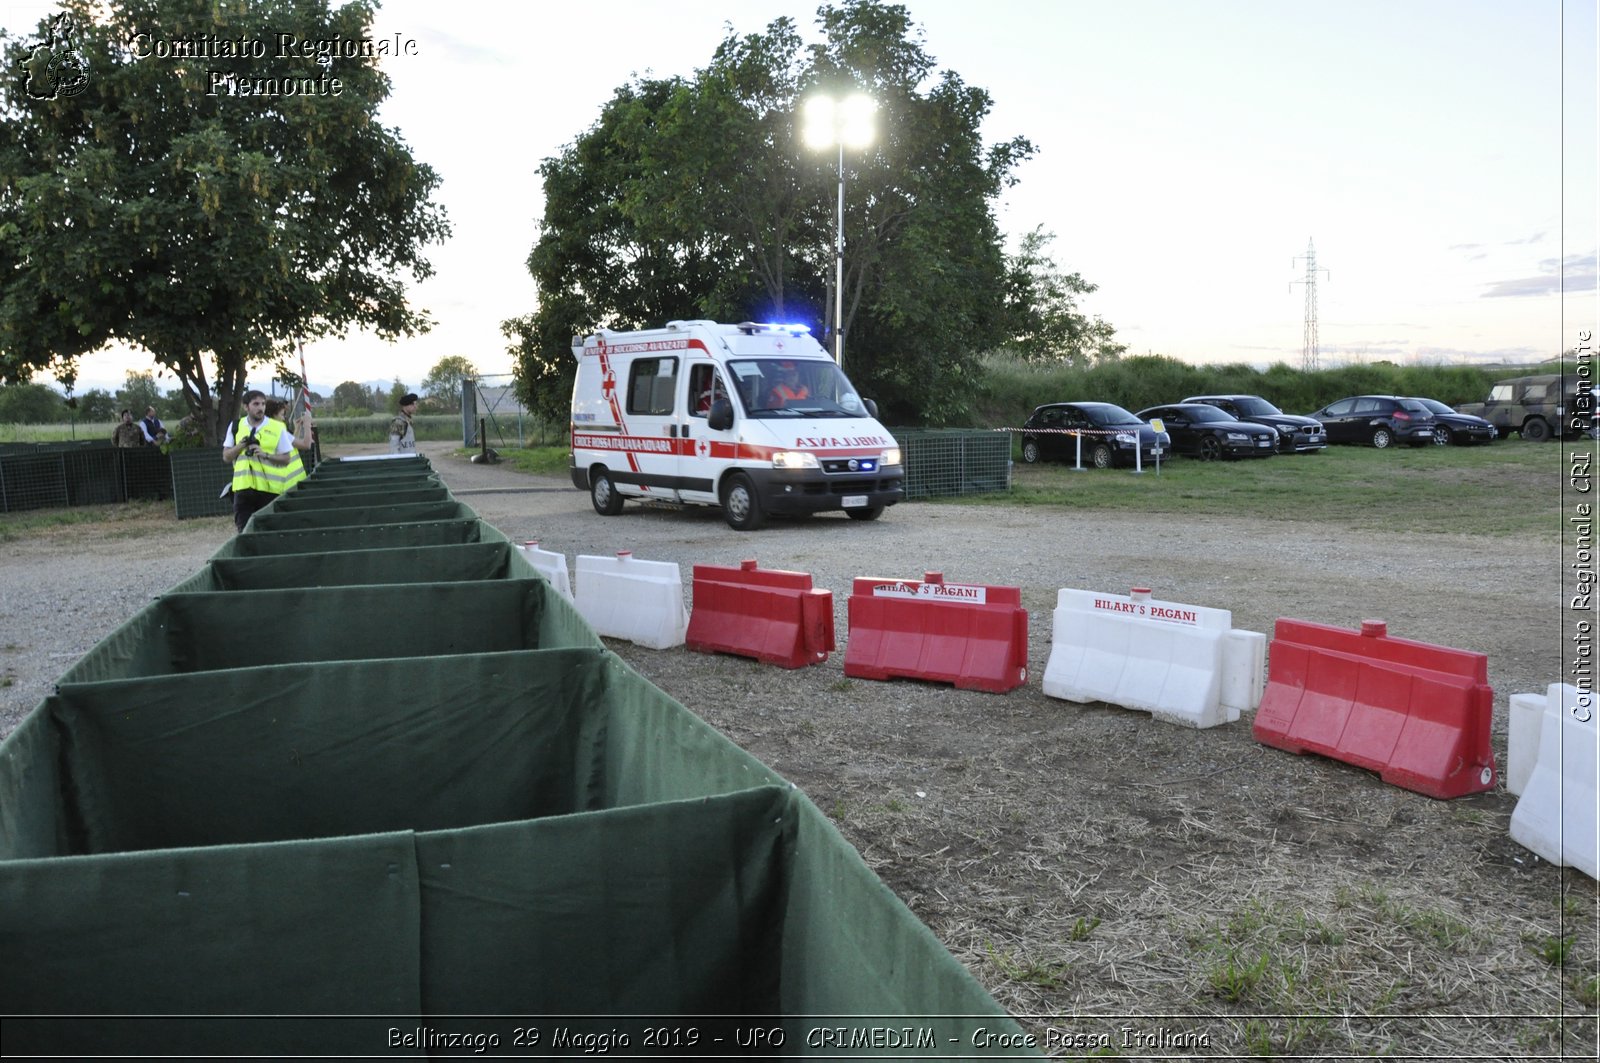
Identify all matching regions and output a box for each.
[1020,402,1171,469]
[1135,403,1278,460]
[1412,397,1498,445]
[1308,395,1438,448]
[1181,394,1327,452]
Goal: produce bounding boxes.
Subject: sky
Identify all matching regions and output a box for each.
[3,0,1597,397]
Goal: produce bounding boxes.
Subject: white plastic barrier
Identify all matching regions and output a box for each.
[574,550,688,650]
[1506,689,1550,797]
[1042,586,1264,728]
[516,541,573,602]
[1508,683,1598,879]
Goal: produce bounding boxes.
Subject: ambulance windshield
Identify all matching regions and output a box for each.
[728,359,867,418]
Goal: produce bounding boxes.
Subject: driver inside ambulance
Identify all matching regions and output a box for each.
[766,363,809,408]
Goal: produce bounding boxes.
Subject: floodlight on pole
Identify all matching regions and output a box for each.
[802,92,876,367]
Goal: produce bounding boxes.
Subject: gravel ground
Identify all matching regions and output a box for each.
[1,441,1594,1060]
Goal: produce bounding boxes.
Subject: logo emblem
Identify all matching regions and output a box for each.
[22,13,89,100]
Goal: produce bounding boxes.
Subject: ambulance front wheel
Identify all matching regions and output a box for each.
[590,468,625,515]
[721,472,767,531]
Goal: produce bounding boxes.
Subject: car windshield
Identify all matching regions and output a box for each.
[1416,398,1454,415]
[1183,406,1234,423]
[1230,396,1284,416]
[727,358,869,418]
[1396,399,1431,414]
[1083,404,1142,428]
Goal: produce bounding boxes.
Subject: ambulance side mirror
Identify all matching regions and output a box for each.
[863,398,879,418]
[707,399,734,432]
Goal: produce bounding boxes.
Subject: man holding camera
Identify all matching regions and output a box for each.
[222,389,297,532]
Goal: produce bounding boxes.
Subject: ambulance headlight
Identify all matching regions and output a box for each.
[772,451,820,470]
[882,447,902,466]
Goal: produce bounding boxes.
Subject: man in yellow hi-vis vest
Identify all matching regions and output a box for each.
[222,389,297,532]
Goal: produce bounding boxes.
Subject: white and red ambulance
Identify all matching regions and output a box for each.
[569,320,904,530]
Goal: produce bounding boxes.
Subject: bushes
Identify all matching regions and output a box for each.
[973,355,1503,428]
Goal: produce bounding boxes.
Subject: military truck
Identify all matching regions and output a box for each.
[1456,373,1596,440]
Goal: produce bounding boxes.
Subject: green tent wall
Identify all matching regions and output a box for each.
[0,455,1040,1057]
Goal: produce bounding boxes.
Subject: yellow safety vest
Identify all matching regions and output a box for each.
[229,416,294,495]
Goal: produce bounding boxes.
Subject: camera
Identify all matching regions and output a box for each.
[239,431,262,455]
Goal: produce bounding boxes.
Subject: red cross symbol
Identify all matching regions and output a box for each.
[696,438,710,458]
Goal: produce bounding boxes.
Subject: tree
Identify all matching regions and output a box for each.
[75,387,117,422]
[331,380,371,417]
[0,0,451,443]
[507,1,1042,425]
[114,370,162,416]
[420,355,477,411]
[1003,228,1127,366]
[0,382,66,423]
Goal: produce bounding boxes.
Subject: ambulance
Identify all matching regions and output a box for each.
[569,320,904,530]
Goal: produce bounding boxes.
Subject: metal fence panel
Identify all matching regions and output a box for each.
[890,428,1012,500]
[169,448,232,520]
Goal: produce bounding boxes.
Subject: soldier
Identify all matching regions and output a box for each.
[222,389,296,532]
[111,410,144,447]
[388,392,418,454]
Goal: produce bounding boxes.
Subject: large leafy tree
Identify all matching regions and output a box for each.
[419,354,476,411]
[508,0,1042,424]
[0,0,450,443]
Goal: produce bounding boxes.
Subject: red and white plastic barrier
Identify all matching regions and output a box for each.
[686,559,834,669]
[1042,586,1264,728]
[844,572,1027,693]
[574,550,687,650]
[1508,683,1597,878]
[1253,618,1496,799]
[517,541,573,601]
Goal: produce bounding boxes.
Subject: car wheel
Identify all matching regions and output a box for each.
[590,468,624,515]
[1021,439,1040,464]
[1433,426,1451,446]
[1198,435,1223,461]
[846,505,884,522]
[1370,427,1393,449]
[721,471,766,531]
[1090,443,1114,469]
[1522,417,1551,442]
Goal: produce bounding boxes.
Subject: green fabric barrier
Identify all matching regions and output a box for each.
[166,541,517,593]
[209,518,495,558]
[310,454,433,476]
[416,787,790,1016]
[0,831,423,1056]
[44,650,659,853]
[246,499,477,533]
[269,485,451,511]
[287,468,440,492]
[0,710,69,859]
[1,647,1032,1053]
[54,578,597,685]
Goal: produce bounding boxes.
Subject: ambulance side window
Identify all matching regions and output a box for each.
[689,365,725,418]
[627,358,679,416]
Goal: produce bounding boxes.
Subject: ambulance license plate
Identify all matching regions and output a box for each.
[842,495,868,508]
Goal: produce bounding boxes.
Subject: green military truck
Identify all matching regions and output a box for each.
[1456,373,1596,441]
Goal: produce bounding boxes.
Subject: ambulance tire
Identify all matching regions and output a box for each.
[590,468,625,515]
[846,505,884,521]
[721,472,767,531]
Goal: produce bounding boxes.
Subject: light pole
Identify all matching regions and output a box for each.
[802,92,876,367]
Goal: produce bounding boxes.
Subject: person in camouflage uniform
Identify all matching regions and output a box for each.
[388,392,418,454]
[111,410,143,447]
